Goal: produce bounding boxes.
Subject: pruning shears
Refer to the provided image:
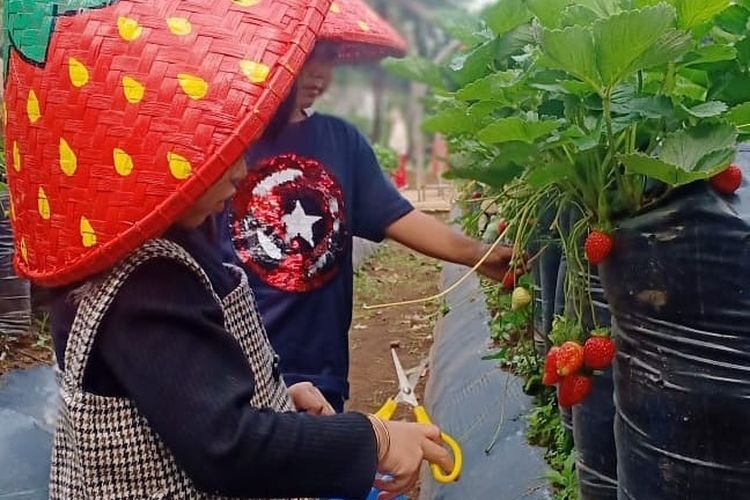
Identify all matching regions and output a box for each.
[375,349,463,484]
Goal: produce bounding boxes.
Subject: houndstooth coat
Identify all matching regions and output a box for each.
[49,239,296,499]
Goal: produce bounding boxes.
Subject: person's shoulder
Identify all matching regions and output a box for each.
[312,113,366,140]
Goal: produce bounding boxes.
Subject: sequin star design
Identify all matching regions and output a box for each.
[283,200,321,246]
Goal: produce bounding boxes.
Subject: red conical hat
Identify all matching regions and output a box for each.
[320,0,408,62]
[3,0,332,287]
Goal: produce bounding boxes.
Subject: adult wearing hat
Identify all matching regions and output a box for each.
[217,0,515,415]
[3,0,452,498]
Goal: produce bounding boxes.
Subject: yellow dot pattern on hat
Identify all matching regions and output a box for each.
[59,138,77,176]
[68,57,89,88]
[178,73,208,100]
[330,3,340,13]
[12,142,21,172]
[80,216,97,248]
[27,90,41,123]
[358,20,370,32]
[20,238,28,264]
[168,152,192,180]
[113,148,134,176]
[233,0,261,6]
[167,17,192,36]
[122,76,145,104]
[2,101,6,127]
[38,187,51,220]
[118,16,143,41]
[240,60,270,84]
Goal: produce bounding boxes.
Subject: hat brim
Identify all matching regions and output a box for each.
[320,0,408,63]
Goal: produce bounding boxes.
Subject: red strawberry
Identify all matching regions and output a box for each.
[543,347,560,386]
[585,230,614,265]
[556,341,584,376]
[710,164,742,195]
[497,218,508,235]
[502,269,517,291]
[584,335,615,370]
[558,374,592,407]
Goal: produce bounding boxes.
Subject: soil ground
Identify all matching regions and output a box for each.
[0,316,52,376]
[346,241,444,500]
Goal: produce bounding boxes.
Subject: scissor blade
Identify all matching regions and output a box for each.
[406,356,429,389]
[391,348,412,392]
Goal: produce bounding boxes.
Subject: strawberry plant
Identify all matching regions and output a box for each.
[386,0,750,362]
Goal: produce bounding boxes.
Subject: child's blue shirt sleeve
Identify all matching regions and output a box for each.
[350,130,413,242]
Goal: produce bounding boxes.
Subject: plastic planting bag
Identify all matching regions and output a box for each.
[532,203,562,356]
[0,191,31,336]
[571,270,617,500]
[555,206,618,499]
[600,147,750,499]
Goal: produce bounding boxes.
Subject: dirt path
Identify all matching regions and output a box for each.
[346,241,444,499]
[0,319,52,377]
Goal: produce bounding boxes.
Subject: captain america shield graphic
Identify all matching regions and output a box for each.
[230,153,348,292]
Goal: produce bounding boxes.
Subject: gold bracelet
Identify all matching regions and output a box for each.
[367,414,391,462]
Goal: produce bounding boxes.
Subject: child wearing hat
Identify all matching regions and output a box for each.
[217,0,515,413]
[3,0,452,498]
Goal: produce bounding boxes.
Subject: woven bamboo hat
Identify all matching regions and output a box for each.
[320,0,407,62]
[3,0,332,286]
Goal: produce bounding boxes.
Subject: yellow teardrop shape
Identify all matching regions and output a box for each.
[27,90,41,123]
[167,17,192,36]
[80,216,97,248]
[20,238,28,264]
[239,60,271,84]
[233,0,261,6]
[2,101,7,127]
[168,152,192,180]
[118,16,143,41]
[177,73,208,100]
[12,142,21,172]
[358,20,370,32]
[68,57,90,88]
[59,138,77,176]
[9,196,16,222]
[113,148,134,176]
[38,187,51,220]
[330,3,341,13]
[122,76,145,104]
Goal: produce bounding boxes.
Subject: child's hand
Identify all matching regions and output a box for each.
[288,382,336,415]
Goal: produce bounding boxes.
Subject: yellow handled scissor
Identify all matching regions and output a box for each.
[375,349,463,484]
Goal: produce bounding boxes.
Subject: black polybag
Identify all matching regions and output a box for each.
[0,192,30,336]
[599,147,750,499]
[532,203,562,357]
[555,205,618,499]
[571,269,617,500]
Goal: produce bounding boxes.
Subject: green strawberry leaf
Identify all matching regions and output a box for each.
[433,9,492,46]
[382,56,444,88]
[621,122,738,186]
[456,70,523,101]
[727,102,750,136]
[445,147,531,187]
[527,161,574,188]
[4,0,115,80]
[483,0,533,36]
[478,117,561,145]
[682,101,728,118]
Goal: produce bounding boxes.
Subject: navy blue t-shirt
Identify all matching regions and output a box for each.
[216,113,413,400]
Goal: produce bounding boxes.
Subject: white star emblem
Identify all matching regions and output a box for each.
[283,200,321,246]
